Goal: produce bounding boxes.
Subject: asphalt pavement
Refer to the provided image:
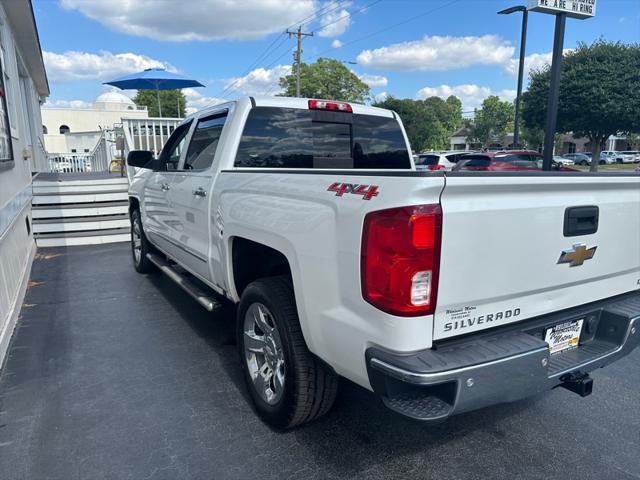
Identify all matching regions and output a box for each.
[0,243,638,480]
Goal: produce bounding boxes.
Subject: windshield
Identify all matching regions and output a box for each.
[235,107,411,169]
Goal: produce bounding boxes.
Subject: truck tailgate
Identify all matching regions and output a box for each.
[434,174,640,340]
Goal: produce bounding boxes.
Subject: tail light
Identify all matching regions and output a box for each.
[308,99,353,113]
[427,164,445,171]
[361,204,442,317]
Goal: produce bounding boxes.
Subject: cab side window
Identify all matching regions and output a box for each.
[159,121,192,170]
[182,112,228,171]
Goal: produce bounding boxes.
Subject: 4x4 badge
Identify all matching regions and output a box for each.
[558,243,597,267]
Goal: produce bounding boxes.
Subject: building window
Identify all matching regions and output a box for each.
[59,125,70,134]
[83,148,89,153]
[0,43,14,170]
[43,125,48,134]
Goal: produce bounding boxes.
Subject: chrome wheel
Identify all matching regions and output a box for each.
[243,303,286,405]
[132,218,142,265]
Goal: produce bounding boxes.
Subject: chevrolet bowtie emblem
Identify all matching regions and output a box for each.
[558,243,597,267]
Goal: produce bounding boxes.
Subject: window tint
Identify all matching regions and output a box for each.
[235,107,410,169]
[458,155,491,167]
[445,153,467,163]
[182,112,227,170]
[159,121,192,170]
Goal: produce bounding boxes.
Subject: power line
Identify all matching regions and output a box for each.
[216,1,350,99]
[310,0,384,36]
[307,0,462,63]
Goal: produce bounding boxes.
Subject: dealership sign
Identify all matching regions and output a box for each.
[528,0,596,19]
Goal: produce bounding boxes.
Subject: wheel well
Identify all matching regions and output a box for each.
[129,197,139,215]
[232,237,292,297]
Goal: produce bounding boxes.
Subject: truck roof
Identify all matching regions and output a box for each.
[190,96,395,120]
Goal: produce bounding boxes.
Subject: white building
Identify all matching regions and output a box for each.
[42,91,148,153]
[0,0,49,363]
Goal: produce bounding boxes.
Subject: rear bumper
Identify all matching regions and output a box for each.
[366,292,640,422]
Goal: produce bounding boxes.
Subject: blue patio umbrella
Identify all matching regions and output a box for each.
[103,68,204,117]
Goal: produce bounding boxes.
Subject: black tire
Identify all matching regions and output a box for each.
[130,209,155,273]
[580,160,589,166]
[237,276,338,429]
[599,160,605,165]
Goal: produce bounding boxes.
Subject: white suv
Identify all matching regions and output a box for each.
[414,151,474,171]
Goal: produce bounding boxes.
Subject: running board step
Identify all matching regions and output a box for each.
[146,253,221,311]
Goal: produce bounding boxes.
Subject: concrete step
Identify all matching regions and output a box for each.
[35,228,131,247]
[32,191,128,205]
[33,183,129,194]
[32,201,129,219]
[32,214,130,234]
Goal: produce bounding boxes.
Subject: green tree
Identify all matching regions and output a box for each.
[522,40,640,171]
[373,95,463,151]
[278,58,370,103]
[520,125,544,151]
[468,96,515,148]
[626,132,640,149]
[133,89,187,118]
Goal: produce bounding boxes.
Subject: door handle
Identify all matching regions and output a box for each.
[160,183,170,191]
[193,187,207,197]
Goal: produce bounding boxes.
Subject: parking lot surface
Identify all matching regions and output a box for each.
[0,243,638,480]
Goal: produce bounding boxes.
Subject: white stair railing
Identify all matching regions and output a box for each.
[121,117,182,181]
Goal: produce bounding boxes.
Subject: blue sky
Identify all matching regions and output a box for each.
[34,0,640,113]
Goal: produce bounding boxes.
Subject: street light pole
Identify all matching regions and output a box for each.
[498,5,528,148]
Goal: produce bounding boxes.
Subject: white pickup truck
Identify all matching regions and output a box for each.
[128,96,640,429]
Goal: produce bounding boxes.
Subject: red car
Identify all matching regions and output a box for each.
[453,150,577,172]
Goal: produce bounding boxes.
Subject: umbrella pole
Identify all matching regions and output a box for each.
[156,86,162,117]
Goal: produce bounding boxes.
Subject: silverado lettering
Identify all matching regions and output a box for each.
[444,308,522,332]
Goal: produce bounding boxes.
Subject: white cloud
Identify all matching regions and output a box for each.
[503,49,573,79]
[223,65,292,97]
[319,1,351,37]
[417,84,516,111]
[43,50,175,82]
[61,0,315,41]
[356,35,515,71]
[43,99,92,108]
[374,91,388,103]
[331,39,344,49]
[357,73,388,88]
[183,88,225,115]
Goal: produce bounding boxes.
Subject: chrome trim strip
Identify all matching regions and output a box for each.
[0,185,32,241]
[370,346,549,383]
[152,230,207,263]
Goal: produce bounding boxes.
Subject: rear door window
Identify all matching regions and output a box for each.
[234,107,410,169]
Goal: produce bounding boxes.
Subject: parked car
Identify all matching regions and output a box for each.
[601,151,635,164]
[620,151,640,163]
[561,153,600,166]
[414,151,475,171]
[554,155,575,166]
[127,97,640,429]
[454,150,576,171]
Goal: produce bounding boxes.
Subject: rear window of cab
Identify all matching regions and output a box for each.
[234,107,411,169]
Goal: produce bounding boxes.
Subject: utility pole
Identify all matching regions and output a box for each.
[287,26,313,97]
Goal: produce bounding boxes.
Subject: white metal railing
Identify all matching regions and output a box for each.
[45,129,112,173]
[121,117,182,156]
[121,117,182,182]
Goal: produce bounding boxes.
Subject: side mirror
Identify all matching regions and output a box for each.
[127,150,154,169]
